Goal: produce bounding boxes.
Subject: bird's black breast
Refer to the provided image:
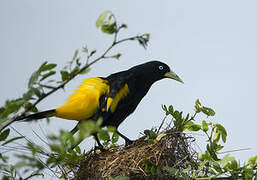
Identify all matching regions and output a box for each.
[101,71,153,127]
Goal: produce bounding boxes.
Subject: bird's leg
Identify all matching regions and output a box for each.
[70,123,79,134]
[93,133,106,152]
[69,123,82,150]
[69,123,105,152]
[116,130,134,146]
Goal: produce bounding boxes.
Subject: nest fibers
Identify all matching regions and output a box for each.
[70,128,198,180]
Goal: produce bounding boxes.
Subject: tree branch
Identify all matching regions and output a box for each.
[0,33,148,132]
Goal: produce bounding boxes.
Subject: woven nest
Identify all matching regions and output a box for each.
[71,128,198,180]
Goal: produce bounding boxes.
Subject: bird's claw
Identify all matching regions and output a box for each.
[125,139,134,147]
[94,145,107,152]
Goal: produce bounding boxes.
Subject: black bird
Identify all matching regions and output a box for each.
[17,61,183,148]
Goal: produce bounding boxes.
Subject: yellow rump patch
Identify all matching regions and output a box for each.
[55,77,109,121]
[107,84,129,112]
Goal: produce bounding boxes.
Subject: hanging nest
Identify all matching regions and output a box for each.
[70,127,199,180]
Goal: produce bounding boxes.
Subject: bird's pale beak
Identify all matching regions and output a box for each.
[164,71,184,83]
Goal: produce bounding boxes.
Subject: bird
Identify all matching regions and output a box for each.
[16,61,183,149]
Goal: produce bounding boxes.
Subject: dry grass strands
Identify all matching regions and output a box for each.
[70,128,198,180]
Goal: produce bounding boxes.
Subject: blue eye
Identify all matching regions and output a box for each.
[159,65,163,70]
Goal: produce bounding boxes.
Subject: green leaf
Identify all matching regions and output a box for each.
[98,130,110,141]
[2,136,24,146]
[70,66,80,77]
[201,106,215,116]
[168,105,174,114]
[185,122,201,131]
[215,124,227,143]
[213,132,221,143]
[109,176,129,180]
[156,166,163,178]
[31,88,41,98]
[23,89,35,100]
[189,124,201,131]
[216,144,224,151]
[107,126,116,132]
[72,49,79,61]
[101,23,117,34]
[113,53,121,60]
[50,144,62,153]
[0,99,25,118]
[220,154,235,167]
[38,61,48,71]
[28,71,40,88]
[40,71,56,81]
[198,153,204,161]
[60,71,70,81]
[137,33,150,49]
[195,99,201,112]
[2,176,9,180]
[111,132,119,143]
[148,139,155,144]
[150,165,155,175]
[248,156,257,165]
[24,102,38,112]
[229,159,238,170]
[27,142,43,155]
[221,132,227,143]
[143,33,150,41]
[96,10,109,28]
[75,146,81,154]
[202,120,209,132]
[156,133,166,141]
[145,163,149,173]
[213,161,222,173]
[144,129,157,139]
[39,63,57,72]
[163,166,179,175]
[0,129,10,141]
[173,110,181,120]
[162,105,169,115]
[96,117,103,127]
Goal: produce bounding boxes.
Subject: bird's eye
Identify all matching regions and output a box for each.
[159,65,164,70]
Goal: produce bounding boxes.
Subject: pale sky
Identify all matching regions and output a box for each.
[1,0,257,179]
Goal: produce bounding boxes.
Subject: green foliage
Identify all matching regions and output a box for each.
[109,176,130,180]
[137,33,150,49]
[0,10,151,179]
[0,10,256,180]
[161,99,257,179]
[0,129,10,141]
[163,166,191,180]
[96,11,118,34]
[97,126,120,148]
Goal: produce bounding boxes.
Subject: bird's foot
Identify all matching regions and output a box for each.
[125,139,134,147]
[94,145,107,152]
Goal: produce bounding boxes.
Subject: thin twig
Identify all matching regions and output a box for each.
[218,148,251,154]
[24,171,42,180]
[157,115,167,134]
[32,129,50,146]
[172,155,189,168]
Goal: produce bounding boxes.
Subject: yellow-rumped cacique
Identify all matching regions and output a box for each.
[16,61,183,149]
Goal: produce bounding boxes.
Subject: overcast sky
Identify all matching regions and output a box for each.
[1,0,257,179]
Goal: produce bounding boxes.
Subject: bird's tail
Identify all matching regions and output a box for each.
[16,109,56,122]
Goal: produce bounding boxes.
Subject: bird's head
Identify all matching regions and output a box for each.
[131,61,184,84]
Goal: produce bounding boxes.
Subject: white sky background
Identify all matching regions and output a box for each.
[1,0,257,179]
